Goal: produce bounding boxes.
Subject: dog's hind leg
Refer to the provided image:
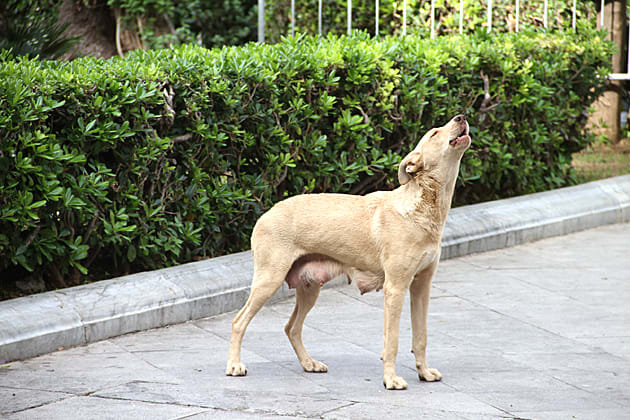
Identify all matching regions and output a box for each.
[285,283,328,373]
[226,265,287,376]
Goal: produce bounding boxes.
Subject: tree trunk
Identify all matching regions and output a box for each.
[590,0,626,144]
[57,0,117,59]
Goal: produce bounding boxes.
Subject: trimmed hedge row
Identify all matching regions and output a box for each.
[0,28,613,292]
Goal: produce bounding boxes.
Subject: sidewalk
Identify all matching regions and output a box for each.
[1,222,629,419]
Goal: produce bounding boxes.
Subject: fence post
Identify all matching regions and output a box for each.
[258,0,265,43]
[348,0,352,35]
[375,0,379,37]
[516,0,519,32]
[403,0,407,36]
[459,0,463,34]
[544,0,548,28]
[431,0,435,38]
[487,0,492,32]
[291,0,295,37]
[318,0,322,36]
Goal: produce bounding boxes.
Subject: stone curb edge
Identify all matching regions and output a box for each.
[1,175,629,363]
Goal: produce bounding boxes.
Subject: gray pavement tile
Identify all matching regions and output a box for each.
[109,322,214,353]
[441,367,578,395]
[428,341,525,375]
[0,343,175,395]
[470,388,621,413]
[512,409,630,420]
[321,400,507,420]
[3,395,203,420]
[0,386,73,416]
[455,244,562,270]
[176,410,292,420]
[91,380,247,411]
[225,393,354,419]
[560,287,630,317]
[214,361,332,394]
[436,312,584,355]
[502,352,630,404]
[576,336,630,360]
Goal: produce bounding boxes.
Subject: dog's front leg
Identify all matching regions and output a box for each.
[410,261,442,382]
[382,273,411,390]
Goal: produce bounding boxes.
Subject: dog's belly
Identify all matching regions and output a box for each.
[253,193,392,292]
[285,253,384,294]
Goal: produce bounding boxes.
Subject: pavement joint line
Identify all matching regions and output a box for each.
[89,393,213,409]
[0,385,75,395]
[4,393,79,416]
[319,401,359,417]
[462,395,518,419]
[1,175,630,364]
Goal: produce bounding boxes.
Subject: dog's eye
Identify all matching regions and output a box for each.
[430,131,438,138]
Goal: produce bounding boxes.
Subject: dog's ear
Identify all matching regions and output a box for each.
[398,151,424,185]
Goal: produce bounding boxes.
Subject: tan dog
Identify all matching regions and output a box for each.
[226,115,471,390]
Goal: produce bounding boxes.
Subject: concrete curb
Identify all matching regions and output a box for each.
[2,175,629,364]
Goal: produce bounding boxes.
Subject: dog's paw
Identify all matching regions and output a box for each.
[383,374,408,390]
[418,367,442,382]
[225,362,247,376]
[301,359,328,373]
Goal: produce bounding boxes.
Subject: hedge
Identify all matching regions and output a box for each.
[0,27,613,294]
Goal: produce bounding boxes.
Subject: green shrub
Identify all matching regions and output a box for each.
[0,28,613,294]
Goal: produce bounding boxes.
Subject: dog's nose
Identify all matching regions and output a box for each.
[454,114,466,123]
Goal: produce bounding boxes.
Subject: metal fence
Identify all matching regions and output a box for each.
[257,0,629,79]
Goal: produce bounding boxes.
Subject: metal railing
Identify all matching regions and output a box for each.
[258,0,575,40]
[257,0,629,79]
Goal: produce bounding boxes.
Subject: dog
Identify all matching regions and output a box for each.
[226,114,471,390]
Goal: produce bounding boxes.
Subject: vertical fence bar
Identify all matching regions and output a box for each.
[291,0,295,37]
[600,0,605,28]
[459,0,463,34]
[431,0,435,38]
[487,0,492,32]
[375,0,379,37]
[572,0,576,30]
[543,0,548,28]
[348,0,352,35]
[258,0,265,43]
[318,0,323,36]
[404,0,408,36]
[516,0,519,32]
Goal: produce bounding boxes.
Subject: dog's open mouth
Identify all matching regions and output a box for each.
[449,125,470,147]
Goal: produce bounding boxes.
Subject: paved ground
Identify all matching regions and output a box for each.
[1,223,629,420]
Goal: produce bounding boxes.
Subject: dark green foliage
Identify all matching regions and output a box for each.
[0,28,613,293]
[105,0,258,48]
[0,20,80,60]
[0,0,80,60]
[166,0,258,47]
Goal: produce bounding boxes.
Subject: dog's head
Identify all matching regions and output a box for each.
[398,114,471,185]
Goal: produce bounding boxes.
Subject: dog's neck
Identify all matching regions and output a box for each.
[396,171,458,226]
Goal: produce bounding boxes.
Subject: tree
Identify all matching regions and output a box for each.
[590,0,627,144]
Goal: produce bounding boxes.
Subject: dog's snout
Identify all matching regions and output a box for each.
[454,114,466,123]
